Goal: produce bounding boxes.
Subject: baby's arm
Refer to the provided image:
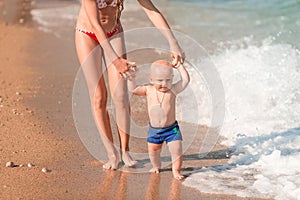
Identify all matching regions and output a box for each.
[172,64,190,94]
[128,76,147,96]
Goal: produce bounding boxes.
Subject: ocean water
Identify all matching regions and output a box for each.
[163,1,300,199]
[29,0,300,199]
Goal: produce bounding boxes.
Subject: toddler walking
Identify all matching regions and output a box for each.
[128,60,190,180]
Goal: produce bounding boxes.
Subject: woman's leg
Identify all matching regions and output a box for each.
[105,34,137,166]
[75,31,119,169]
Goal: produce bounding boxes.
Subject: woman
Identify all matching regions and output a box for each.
[75,0,185,170]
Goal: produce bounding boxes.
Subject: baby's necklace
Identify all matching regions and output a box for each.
[156,90,165,107]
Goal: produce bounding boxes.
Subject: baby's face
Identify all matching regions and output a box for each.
[150,67,173,92]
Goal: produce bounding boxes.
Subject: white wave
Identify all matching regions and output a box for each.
[183,39,300,200]
[214,38,300,145]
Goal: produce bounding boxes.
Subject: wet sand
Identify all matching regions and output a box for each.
[0,0,273,199]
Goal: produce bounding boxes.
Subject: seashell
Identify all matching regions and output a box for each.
[27,163,33,168]
[41,167,50,173]
[5,161,14,167]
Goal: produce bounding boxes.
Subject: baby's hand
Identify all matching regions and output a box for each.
[126,66,138,81]
[170,43,185,66]
[121,64,138,80]
[128,64,138,72]
[173,63,183,69]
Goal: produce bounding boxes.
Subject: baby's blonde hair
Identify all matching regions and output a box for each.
[150,60,174,78]
[152,60,173,67]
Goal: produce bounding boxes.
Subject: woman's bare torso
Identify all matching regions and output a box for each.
[76,0,121,33]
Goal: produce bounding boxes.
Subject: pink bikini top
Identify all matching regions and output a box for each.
[97,0,117,9]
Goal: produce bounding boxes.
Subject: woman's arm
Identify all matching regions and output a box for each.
[137,0,185,65]
[82,0,134,74]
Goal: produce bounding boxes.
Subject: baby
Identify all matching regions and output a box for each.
[128,60,190,180]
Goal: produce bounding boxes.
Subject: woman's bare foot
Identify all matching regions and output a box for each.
[103,154,120,170]
[122,151,138,167]
[173,170,184,180]
[149,168,160,173]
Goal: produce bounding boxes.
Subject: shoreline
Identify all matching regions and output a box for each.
[0,1,273,199]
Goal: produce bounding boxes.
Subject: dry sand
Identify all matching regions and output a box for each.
[0,0,273,199]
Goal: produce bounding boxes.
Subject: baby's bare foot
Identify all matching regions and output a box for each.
[122,151,138,167]
[103,154,120,170]
[149,168,160,173]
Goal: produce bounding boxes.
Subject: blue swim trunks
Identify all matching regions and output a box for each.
[147,121,183,144]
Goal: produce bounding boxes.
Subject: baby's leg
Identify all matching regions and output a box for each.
[148,143,163,173]
[168,140,184,180]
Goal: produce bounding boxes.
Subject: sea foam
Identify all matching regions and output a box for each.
[183,38,300,200]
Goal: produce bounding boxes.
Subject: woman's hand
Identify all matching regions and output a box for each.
[112,58,137,79]
[170,42,185,67]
